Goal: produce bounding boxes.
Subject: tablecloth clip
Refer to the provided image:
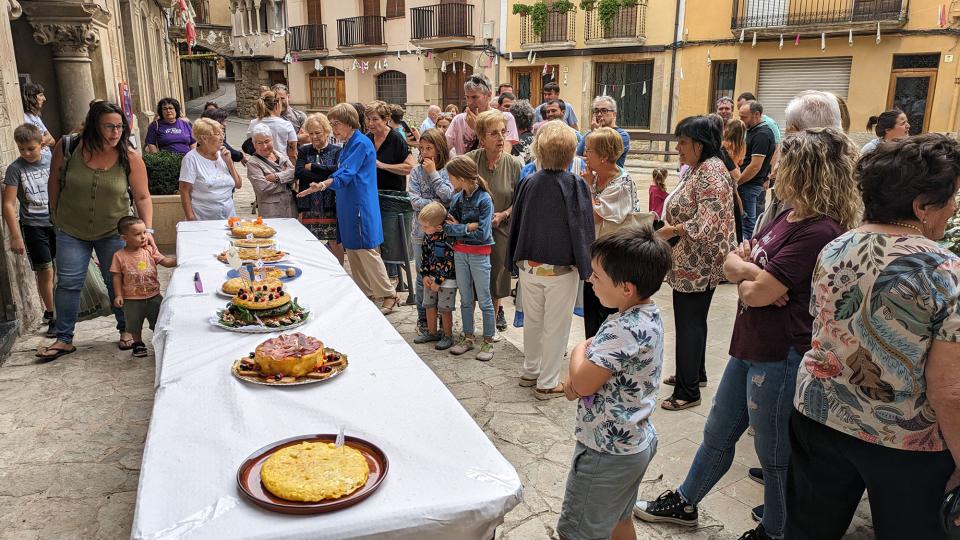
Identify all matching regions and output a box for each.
[136,495,239,540]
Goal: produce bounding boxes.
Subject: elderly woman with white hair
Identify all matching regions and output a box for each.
[246,123,297,218]
[756,90,844,232]
[179,117,242,221]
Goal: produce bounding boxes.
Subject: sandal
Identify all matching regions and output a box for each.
[118,335,135,350]
[664,376,707,388]
[36,343,76,361]
[661,396,701,411]
[534,384,565,400]
[131,342,148,358]
[379,295,399,315]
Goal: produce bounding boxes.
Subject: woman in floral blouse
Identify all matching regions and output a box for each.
[787,134,960,538]
[657,116,736,410]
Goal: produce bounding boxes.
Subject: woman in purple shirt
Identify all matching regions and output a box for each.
[634,128,863,540]
[144,97,194,155]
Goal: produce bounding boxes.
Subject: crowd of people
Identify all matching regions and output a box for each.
[6,72,960,540]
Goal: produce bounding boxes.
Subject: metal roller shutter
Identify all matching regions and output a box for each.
[756,57,852,133]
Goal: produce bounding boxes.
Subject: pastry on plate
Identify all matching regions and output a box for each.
[231,237,277,249]
[250,333,324,377]
[231,223,276,238]
[261,441,370,502]
[217,283,308,329]
[216,248,286,263]
[222,277,282,295]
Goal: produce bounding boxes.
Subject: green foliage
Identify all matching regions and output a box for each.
[522,0,575,36]
[598,0,623,31]
[579,0,596,9]
[143,151,183,196]
[530,1,549,36]
[512,3,531,16]
[552,0,575,12]
[941,212,960,256]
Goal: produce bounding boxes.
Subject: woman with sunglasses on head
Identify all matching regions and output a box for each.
[39,101,155,360]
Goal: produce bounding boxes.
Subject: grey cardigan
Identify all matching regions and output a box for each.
[246,151,297,219]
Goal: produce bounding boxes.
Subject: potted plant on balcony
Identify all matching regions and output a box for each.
[518,0,574,36]
[143,150,185,247]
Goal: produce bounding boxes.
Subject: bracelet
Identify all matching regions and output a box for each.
[145,228,155,235]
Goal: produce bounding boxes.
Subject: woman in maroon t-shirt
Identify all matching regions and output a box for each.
[634,128,863,539]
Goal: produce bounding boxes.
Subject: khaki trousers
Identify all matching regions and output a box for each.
[346,248,395,299]
[518,270,580,390]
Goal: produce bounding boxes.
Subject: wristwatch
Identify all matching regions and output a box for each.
[145,228,155,235]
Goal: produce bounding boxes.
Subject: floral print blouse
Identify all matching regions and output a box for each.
[795,232,960,451]
[663,157,737,293]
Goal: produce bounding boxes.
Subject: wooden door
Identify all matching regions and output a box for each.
[510,65,558,108]
[307,0,321,25]
[442,62,473,111]
[887,68,936,134]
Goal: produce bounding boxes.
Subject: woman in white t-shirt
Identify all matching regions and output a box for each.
[246,90,298,163]
[21,82,55,156]
[179,118,242,221]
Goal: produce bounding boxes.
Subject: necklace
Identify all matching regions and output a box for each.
[886,221,925,236]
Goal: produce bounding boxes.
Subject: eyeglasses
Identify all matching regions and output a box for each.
[487,130,507,139]
[329,120,342,129]
[592,108,613,115]
[101,123,124,132]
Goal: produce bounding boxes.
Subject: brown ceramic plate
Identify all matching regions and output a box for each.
[237,434,389,514]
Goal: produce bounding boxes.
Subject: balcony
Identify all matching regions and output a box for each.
[584,2,646,46]
[519,8,576,50]
[288,24,327,56]
[731,0,907,36]
[410,3,474,48]
[337,15,387,54]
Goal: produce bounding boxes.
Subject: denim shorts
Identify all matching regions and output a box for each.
[557,438,658,540]
[422,280,457,313]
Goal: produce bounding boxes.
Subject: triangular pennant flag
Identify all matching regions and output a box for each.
[397,50,401,60]
[642,81,647,94]
[440,60,446,72]
[427,51,433,59]
[739,28,745,43]
[620,85,626,98]
[527,50,533,63]
[821,32,826,51]
[375,61,381,70]
[508,51,513,62]
[876,22,881,44]
[794,33,800,46]
[779,34,784,49]
[551,67,556,80]
[532,52,537,64]
[706,49,712,65]
[848,29,853,46]
[452,61,457,73]
[542,63,549,75]
[383,58,389,69]
[602,85,607,96]
[407,47,413,55]
[314,59,322,72]
[752,32,757,47]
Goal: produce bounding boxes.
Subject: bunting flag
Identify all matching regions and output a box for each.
[876,22,881,44]
[642,81,647,94]
[739,28,745,43]
[821,32,826,51]
[397,50,401,60]
[532,52,537,64]
[527,50,534,64]
[551,67,556,81]
[751,32,757,47]
[939,4,948,28]
[848,29,853,46]
[452,61,456,73]
[314,59,322,72]
[602,85,607,96]
[706,49,712,65]
[427,51,434,59]
[620,85,626,98]
[508,51,514,62]
[779,34,784,49]
[383,58,389,69]
[542,63,549,75]
[440,60,446,72]
[794,33,800,46]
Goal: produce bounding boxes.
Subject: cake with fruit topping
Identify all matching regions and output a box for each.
[217,283,308,328]
[248,333,324,377]
[232,282,290,310]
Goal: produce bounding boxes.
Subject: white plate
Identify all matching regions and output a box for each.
[216,287,233,299]
[208,305,311,334]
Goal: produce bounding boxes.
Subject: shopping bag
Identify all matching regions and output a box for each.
[76,260,113,321]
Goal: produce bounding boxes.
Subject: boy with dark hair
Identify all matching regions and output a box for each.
[557,225,672,540]
[2,123,55,336]
[110,216,176,357]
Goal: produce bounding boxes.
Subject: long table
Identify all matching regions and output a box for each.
[132,219,522,539]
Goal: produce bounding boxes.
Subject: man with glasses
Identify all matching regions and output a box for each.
[575,96,630,167]
[445,74,519,155]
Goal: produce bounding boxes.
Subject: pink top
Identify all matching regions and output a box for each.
[648,184,668,219]
[445,108,519,155]
[110,245,166,300]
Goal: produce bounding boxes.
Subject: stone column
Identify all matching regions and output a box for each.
[30,22,100,131]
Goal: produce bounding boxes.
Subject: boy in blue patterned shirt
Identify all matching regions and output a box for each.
[558,226,673,540]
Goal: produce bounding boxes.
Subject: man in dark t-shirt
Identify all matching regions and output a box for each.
[737,101,776,239]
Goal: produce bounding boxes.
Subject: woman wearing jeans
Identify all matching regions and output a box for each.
[635,128,862,540]
[39,101,155,360]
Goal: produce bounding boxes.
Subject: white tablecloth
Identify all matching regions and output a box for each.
[132,219,522,539]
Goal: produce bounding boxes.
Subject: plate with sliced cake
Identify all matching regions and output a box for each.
[231,333,348,386]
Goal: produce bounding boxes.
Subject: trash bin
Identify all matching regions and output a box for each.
[378,190,415,303]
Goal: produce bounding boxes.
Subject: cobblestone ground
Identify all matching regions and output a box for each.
[0,103,875,539]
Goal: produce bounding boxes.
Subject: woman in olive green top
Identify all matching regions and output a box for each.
[38,101,155,360]
[464,110,523,331]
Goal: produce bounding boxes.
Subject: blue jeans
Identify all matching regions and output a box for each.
[54,230,126,344]
[412,241,425,324]
[738,182,764,240]
[454,251,494,338]
[678,347,803,538]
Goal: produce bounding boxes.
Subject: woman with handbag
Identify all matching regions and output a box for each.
[246,124,297,219]
[657,115,736,410]
[39,101,156,360]
[581,127,645,338]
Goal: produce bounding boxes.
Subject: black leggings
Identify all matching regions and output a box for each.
[671,288,714,402]
[583,280,617,339]
[785,410,953,540]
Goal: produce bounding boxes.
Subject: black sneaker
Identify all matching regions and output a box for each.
[633,490,698,526]
[738,524,773,540]
[496,306,507,331]
[748,467,764,485]
[751,504,763,523]
[416,318,428,336]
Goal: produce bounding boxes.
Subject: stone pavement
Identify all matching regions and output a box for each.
[0,110,876,539]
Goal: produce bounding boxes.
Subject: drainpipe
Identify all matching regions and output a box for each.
[948,52,960,133]
[666,0,684,131]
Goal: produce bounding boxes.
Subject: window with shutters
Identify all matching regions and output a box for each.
[709,61,737,110]
[376,71,407,105]
[309,67,346,109]
[386,0,405,18]
[594,62,652,129]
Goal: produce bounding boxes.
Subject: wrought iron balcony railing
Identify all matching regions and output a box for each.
[288,24,327,52]
[410,3,474,41]
[731,0,906,30]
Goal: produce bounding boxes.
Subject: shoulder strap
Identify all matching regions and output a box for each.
[58,134,79,190]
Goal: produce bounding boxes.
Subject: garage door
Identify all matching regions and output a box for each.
[757,57,852,133]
